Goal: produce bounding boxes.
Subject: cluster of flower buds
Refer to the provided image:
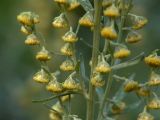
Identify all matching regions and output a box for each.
[49,1,82,119]
[17,12,51,63]
[91,55,111,87]
[17,0,160,119]
[101,1,119,40]
[17,12,41,45]
[59,27,78,72]
[125,13,148,44]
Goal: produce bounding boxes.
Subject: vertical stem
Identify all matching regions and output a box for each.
[86,0,102,120]
[97,0,129,119]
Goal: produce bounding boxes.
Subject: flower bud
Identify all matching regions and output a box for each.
[46,76,63,93]
[67,0,80,11]
[103,4,120,18]
[63,75,80,90]
[25,33,40,45]
[52,13,68,28]
[132,16,148,30]
[20,25,32,35]
[36,47,51,61]
[95,56,111,73]
[62,27,78,43]
[137,108,154,120]
[101,25,118,40]
[148,72,160,86]
[60,59,75,71]
[79,11,94,27]
[124,80,139,92]
[144,54,160,68]
[126,31,142,43]
[33,69,50,83]
[114,47,131,59]
[60,43,74,56]
[91,73,105,87]
[148,98,160,110]
[136,87,150,97]
[17,12,40,25]
[111,101,126,114]
[52,102,64,114]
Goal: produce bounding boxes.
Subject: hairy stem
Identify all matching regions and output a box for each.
[86,0,102,120]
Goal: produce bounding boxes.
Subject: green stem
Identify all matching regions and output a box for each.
[32,91,80,103]
[97,59,114,120]
[86,1,102,120]
[97,0,131,119]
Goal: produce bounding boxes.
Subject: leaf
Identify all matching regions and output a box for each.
[79,53,89,81]
[112,74,135,102]
[111,52,144,70]
[78,0,93,11]
[112,83,125,102]
[96,88,104,101]
[125,100,142,111]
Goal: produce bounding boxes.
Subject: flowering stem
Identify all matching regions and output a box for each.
[86,0,102,120]
[97,0,132,119]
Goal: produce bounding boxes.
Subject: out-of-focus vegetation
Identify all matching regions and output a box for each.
[0,0,160,120]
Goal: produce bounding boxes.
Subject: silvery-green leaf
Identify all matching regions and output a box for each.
[78,0,93,11]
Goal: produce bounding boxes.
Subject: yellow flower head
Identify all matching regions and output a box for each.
[144,54,160,67]
[136,87,150,97]
[60,59,75,71]
[79,11,94,27]
[52,13,68,28]
[101,26,118,40]
[33,69,50,83]
[126,31,142,43]
[46,77,63,93]
[20,25,32,35]
[148,71,160,86]
[132,16,148,30]
[51,102,64,114]
[60,43,74,56]
[95,56,111,73]
[103,4,120,18]
[62,27,78,43]
[137,109,154,120]
[111,101,126,114]
[63,76,80,90]
[147,98,160,110]
[25,33,40,45]
[114,47,131,59]
[91,73,105,87]
[67,0,80,11]
[124,80,139,92]
[17,12,39,25]
[36,47,51,61]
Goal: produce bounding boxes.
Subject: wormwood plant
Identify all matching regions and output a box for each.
[17,0,160,120]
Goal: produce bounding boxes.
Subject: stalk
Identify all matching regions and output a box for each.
[86,0,102,120]
[97,0,128,119]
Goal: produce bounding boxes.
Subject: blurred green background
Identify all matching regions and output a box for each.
[0,0,160,120]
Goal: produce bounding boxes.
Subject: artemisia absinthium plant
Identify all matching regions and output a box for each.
[17,0,160,120]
